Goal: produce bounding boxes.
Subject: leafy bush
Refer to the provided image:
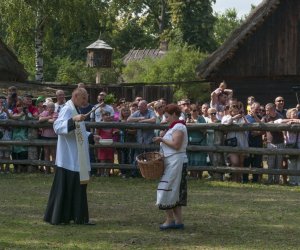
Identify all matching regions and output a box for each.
[54,57,120,84]
[104,93,116,105]
[123,45,210,102]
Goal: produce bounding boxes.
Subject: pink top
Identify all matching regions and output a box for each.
[40,111,58,138]
[98,128,115,139]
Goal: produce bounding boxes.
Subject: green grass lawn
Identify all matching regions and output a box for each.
[1,173,300,249]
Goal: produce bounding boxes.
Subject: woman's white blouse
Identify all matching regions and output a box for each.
[160,123,188,162]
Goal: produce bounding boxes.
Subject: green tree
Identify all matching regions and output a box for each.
[0,0,110,81]
[123,45,210,102]
[167,0,217,52]
[54,57,120,85]
[213,8,244,46]
[0,0,218,83]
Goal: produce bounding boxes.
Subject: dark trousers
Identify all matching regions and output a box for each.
[118,148,132,176]
[89,148,97,175]
[12,151,28,172]
[44,167,89,225]
[243,154,263,183]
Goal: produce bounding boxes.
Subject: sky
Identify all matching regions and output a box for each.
[213,0,263,17]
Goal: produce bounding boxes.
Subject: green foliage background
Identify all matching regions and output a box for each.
[123,45,210,102]
[0,0,245,102]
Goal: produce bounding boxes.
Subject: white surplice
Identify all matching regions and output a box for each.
[54,100,91,175]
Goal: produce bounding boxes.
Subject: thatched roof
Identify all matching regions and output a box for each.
[196,0,280,80]
[0,38,28,82]
[123,48,167,64]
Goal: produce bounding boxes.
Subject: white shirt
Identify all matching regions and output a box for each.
[55,102,65,113]
[160,123,188,163]
[90,104,114,122]
[54,103,91,172]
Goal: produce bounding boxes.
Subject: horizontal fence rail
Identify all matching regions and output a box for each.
[2,120,300,131]
[1,120,300,176]
[0,140,299,155]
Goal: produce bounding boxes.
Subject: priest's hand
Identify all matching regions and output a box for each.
[73,114,86,122]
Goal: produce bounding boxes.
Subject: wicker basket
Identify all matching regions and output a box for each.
[136,152,164,180]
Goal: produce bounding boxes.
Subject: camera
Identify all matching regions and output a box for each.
[23,107,28,114]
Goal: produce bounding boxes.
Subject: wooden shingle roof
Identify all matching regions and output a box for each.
[86,39,113,50]
[196,0,280,80]
[0,38,28,81]
[123,48,167,64]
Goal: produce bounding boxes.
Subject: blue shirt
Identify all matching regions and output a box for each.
[130,109,156,144]
[245,114,263,147]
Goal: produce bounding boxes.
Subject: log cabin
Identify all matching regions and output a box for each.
[196,0,300,108]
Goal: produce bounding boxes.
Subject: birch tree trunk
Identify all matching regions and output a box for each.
[158,0,167,34]
[35,2,44,82]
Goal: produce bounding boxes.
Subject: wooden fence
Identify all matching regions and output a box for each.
[1,120,300,176]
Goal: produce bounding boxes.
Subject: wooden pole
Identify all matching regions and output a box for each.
[96,68,101,84]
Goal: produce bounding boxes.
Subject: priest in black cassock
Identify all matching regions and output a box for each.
[44,87,98,225]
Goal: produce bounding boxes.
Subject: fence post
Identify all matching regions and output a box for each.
[212,129,224,180]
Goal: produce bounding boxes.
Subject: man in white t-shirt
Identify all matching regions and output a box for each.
[90,92,114,122]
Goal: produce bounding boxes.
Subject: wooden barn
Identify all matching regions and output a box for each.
[196,0,300,107]
[0,38,28,82]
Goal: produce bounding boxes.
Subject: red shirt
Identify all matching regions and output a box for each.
[28,105,39,116]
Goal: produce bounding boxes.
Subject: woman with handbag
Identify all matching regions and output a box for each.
[153,104,188,230]
[222,105,248,182]
[274,108,300,185]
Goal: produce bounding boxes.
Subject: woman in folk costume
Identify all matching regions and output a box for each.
[44,88,98,225]
[153,104,188,230]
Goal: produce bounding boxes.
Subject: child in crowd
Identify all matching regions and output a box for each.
[247,96,255,115]
[96,111,116,177]
[39,102,58,174]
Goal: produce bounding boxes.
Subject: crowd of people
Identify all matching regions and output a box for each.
[0,82,300,185]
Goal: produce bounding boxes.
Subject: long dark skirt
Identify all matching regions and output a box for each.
[44,167,89,225]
